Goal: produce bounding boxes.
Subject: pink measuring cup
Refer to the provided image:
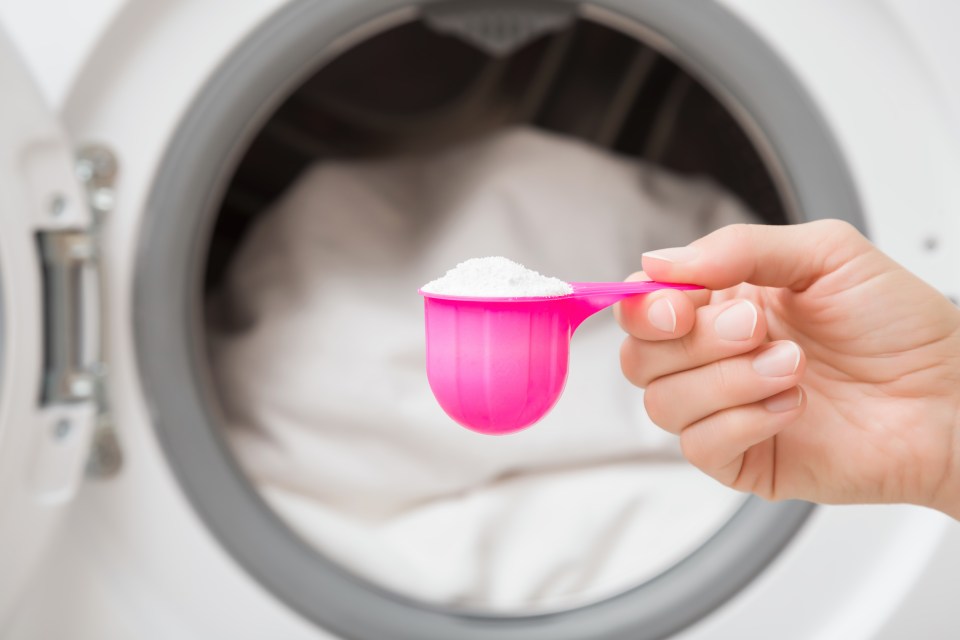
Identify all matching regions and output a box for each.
[420,281,703,435]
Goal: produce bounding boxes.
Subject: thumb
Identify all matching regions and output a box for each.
[642,219,874,291]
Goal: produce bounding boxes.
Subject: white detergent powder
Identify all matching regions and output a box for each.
[422,257,573,297]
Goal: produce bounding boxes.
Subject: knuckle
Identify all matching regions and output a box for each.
[718,223,756,251]
[676,332,698,365]
[642,381,670,427]
[620,337,652,388]
[817,218,862,243]
[679,426,712,470]
[815,219,870,270]
[726,222,754,241]
[681,412,737,471]
[712,358,738,396]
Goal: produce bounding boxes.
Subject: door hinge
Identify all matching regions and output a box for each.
[37,145,121,478]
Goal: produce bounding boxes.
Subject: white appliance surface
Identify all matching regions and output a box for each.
[0,1,957,638]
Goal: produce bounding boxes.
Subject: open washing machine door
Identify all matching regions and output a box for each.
[0,29,102,624]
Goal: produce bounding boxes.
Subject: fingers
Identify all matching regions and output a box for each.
[640,219,874,292]
[621,299,766,388]
[644,341,805,433]
[678,386,805,490]
[614,271,710,341]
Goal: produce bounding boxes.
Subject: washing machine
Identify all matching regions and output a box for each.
[1,0,959,638]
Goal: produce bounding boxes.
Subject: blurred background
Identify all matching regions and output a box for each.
[0,1,958,639]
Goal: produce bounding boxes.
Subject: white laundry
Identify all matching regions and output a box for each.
[206,127,753,611]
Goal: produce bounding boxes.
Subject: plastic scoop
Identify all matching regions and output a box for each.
[420,281,703,435]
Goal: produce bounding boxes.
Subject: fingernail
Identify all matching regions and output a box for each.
[753,342,801,377]
[642,246,699,263]
[764,386,803,413]
[648,298,677,333]
[713,301,758,341]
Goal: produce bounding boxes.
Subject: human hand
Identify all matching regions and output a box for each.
[616,220,960,518]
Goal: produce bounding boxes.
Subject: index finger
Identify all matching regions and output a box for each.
[641,220,874,292]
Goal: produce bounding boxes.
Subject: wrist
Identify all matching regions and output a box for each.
[930,319,960,520]
[930,399,960,520]
[934,481,960,521]
[932,472,960,521]
[945,451,960,521]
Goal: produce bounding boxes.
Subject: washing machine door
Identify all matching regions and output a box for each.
[0,29,97,624]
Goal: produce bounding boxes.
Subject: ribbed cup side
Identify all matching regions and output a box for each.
[424,298,571,434]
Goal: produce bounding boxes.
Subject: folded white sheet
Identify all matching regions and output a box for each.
[207,127,753,611]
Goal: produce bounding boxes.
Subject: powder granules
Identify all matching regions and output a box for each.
[421,257,573,297]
